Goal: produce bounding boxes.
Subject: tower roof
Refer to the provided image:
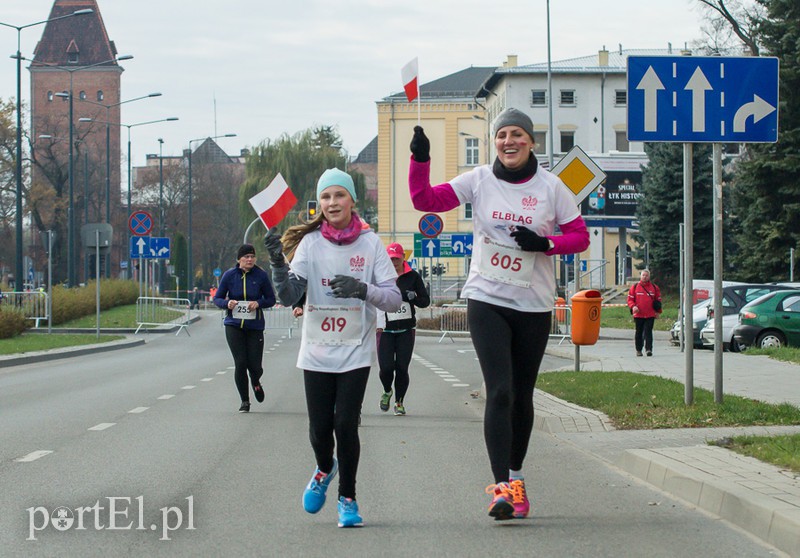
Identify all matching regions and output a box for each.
[32,0,119,67]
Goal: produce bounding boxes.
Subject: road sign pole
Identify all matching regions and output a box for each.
[712,143,724,404]
[683,143,694,405]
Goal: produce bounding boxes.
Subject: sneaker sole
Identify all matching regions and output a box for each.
[338,520,364,528]
[489,501,515,521]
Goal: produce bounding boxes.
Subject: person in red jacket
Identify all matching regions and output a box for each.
[627,269,662,356]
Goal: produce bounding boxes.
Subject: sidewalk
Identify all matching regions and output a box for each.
[539,328,800,556]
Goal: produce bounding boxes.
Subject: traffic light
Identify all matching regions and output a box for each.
[306,200,318,221]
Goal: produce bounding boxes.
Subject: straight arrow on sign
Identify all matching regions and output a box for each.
[685,67,712,133]
[636,66,665,132]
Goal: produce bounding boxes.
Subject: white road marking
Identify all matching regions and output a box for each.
[157,394,175,400]
[88,423,116,431]
[216,371,227,375]
[181,385,196,390]
[15,450,53,462]
[201,378,214,382]
[128,407,149,414]
[443,378,460,382]
[452,383,470,387]
[227,366,235,370]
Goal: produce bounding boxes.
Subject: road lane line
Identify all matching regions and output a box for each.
[15,450,53,463]
[128,407,149,414]
[216,371,227,375]
[157,394,175,400]
[443,378,460,382]
[452,383,470,387]
[88,423,116,431]
[181,385,196,390]
[201,378,214,382]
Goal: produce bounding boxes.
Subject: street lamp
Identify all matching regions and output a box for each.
[51,53,134,286]
[187,134,236,289]
[80,91,162,276]
[158,138,164,293]
[78,116,178,279]
[1,7,93,290]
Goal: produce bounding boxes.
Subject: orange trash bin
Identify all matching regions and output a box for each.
[570,289,603,345]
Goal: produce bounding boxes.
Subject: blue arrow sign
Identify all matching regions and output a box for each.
[450,234,474,256]
[129,236,171,259]
[627,56,779,143]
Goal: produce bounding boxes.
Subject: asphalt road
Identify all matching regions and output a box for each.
[0,314,783,557]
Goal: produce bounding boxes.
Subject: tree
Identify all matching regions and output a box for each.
[727,0,800,281]
[695,0,763,55]
[0,98,17,280]
[239,126,367,239]
[637,142,717,289]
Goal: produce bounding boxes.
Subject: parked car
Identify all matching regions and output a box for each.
[670,298,712,348]
[699,284,797,351]
[733,290,800,349]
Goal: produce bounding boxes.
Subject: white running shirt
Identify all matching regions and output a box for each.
[449,165,580,312]
[290,230,398,372]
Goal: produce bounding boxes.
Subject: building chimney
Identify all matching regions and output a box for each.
[504,55,518,68]
[598,47,609,66]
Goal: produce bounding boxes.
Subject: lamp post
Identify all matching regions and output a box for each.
[1,8,93,290]
[187,134,236,289]
[79,92,162,276]
[79,116,178,279]
[158,137,164,294]
[51,53,133,286]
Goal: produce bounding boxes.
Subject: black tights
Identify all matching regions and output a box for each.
[224,326,264,403]
[378,330,415,401]
[303,367,370,500]
[467,299,551,483]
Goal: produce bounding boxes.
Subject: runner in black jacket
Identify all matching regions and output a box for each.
[377,243,430,415]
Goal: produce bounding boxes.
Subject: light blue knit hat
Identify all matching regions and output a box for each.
[316,168,357,202]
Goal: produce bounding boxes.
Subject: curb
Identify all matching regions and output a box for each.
[0,337,146,368]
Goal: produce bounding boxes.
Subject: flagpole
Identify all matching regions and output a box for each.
[417,79,421,125]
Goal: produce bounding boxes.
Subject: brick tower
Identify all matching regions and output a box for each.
[30,0,125,283]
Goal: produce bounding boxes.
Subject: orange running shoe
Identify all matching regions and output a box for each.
[509,478,530,518]
[485,482,515,521]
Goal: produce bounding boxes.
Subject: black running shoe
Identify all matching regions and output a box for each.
[239,401,250,413]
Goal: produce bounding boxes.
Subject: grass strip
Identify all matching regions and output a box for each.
[0,333,125,355]
[716,434,800,474]
[537,371,800,430]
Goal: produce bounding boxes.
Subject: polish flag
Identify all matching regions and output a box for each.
[401,57,419,103]
[248,173,298,229]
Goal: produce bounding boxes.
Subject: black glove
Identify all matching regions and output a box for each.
[405,290,416,301]
[510,226,550,252]
[263,227,285,265]
[330,275,368,300]
[410,126,430,162]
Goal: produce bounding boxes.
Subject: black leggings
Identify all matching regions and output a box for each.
[303,367,370,500]
[378,330,416,401]
[634,317,655,352]
[467,299,551,483]
[224,326,264,403]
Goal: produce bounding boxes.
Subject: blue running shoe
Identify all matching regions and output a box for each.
[302,458,338,514]
[337,496,363,528]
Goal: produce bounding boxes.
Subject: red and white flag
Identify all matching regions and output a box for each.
[248,173,298,229]
[401,57,419,103]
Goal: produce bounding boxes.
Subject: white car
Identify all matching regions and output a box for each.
[670,299,712,348]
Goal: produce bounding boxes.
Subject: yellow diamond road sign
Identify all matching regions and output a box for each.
[551,145,606,204]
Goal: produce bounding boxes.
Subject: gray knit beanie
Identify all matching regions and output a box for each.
[493,108,535,140]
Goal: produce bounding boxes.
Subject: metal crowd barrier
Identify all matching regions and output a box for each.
[438,303,469,343]
[135,296,192,336]
[1,291,48,327]
[263,305,300,338]
[435,302,573,345]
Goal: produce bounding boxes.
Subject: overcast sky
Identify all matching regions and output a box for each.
[2,0,709,170]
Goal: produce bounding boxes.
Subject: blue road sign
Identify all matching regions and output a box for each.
[129,236,171,259]
[415,238,440,258]
[213,268,222,278]
[418,213,444,238]
[128,210,154,236]
[627,56,779,143]
[450,234,473,256]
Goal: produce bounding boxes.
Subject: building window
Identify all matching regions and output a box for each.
[615,131,629,152]
[465,138,479,166]
[47,91,54,102]
[615,90,627,106]
[533,131,546,155]
[531,89,547,106]
[465,202,473,220]
[68,52,78,64]
[96,90,104,101]
[79,91,87,100]
[560,90,576,106]
[560,131,575,152]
